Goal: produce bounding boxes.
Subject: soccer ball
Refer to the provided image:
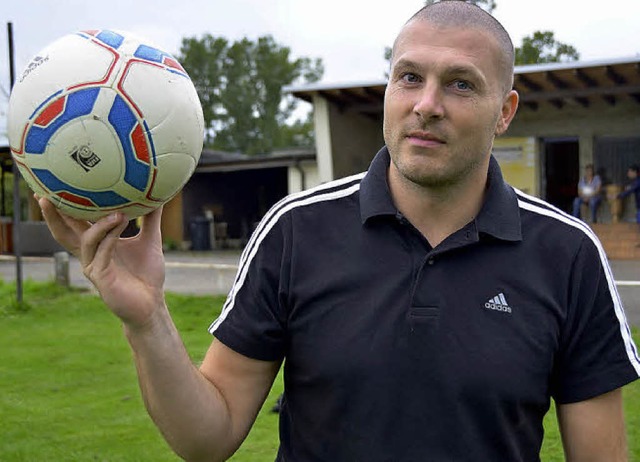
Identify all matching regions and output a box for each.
[7,29,204,221]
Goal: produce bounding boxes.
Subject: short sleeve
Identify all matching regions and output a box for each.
[208,210,291,361]
[594,175,602,189]
[550,236,640,404]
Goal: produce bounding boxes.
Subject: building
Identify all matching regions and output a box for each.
[286,56,640,257]
[176,147,317,249]
[0,143,317,253]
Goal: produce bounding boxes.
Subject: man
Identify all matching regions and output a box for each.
[39,2,639,461]
[572,163,602,222]
[618,164,640,228]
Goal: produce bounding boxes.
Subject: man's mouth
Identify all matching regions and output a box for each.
[406,130,446,147]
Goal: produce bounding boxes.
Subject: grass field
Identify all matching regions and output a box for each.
[0,279,638,461]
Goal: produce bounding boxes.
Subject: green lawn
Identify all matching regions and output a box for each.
[0,279,638,461]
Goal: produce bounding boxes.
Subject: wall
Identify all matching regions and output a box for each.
[493,137,538,195]
[506,99,640,169]
[329,104,385,179]
[288,160,319,193]
[313,95,384,182]
[161,193,184,247]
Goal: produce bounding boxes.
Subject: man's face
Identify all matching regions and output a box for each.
[383,20,517,189]
[629,169,638,180]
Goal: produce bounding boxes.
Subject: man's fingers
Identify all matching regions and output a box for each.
[89,214,132,278]
[139,206,163,242]
[38,197,89,253]
[80,212,129,269]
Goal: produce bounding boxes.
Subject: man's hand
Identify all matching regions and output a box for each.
[39,197,166,329]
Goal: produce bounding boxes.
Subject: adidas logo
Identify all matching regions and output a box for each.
[484,293,512,314]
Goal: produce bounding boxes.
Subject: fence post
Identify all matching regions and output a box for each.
[54,251,70,287]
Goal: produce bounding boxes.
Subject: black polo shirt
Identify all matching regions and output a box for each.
[210,146,640,462]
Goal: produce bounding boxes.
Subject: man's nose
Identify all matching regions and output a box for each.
[413,82,445,120]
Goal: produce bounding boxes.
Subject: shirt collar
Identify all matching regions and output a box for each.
[359,146,522,242]
[359,146,398,222]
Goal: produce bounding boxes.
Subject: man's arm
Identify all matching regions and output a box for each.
[39,198,280,461]
[556,388,628,462]
[619,180,640,198]
[128,316,280,461]
[593,175,602,195]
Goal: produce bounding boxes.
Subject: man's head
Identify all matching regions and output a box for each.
[383,1,519,190]
[585,164,594,177]
[628,165,639,180]
[392,1,515,95]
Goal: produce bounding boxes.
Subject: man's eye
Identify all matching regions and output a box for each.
[401,73,420,83]
[453,80,472,91]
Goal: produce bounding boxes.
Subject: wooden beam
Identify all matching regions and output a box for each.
[318,90,346,109]
[546,71,569,89]
[574,68,597,87]
[545,72,574,109]
[605,66,627,85]
[549,99,565,109]
[336,89,370,105]
[575,97,590,107]
[516,74,543,91]
[518,84,640,102]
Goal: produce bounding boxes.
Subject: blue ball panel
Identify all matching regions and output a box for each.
[32,168,129,207]
[95,30,125,49]
[107,95,150,192]
[133,45,187,77]
[134,44,169,64]
[25,88,100,154]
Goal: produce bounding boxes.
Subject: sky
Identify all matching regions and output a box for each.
[1,0,640,137]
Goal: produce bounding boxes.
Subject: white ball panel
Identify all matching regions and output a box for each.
[120,63,204,160]
[47,118,123,190]
[151,153,196,200]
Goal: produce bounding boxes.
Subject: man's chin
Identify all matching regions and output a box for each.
[399,166,457,189]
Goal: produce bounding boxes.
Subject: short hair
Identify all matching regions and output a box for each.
[391,1,515,93]
[629,164,640,174]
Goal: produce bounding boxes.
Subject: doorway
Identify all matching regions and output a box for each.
[543,138,579,214]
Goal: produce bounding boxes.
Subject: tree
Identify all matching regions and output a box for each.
[179,35,323,155]
[515,31,580,65]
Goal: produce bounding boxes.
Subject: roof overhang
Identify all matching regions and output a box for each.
[196,148,316,173]
[286,56,640,115]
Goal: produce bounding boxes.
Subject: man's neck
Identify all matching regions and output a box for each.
[388,165,488,248]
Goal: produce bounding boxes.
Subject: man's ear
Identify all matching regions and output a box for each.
[495,90,519,136]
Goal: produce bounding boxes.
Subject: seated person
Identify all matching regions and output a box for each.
[618,164,640,227]
[572,164,602,222]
